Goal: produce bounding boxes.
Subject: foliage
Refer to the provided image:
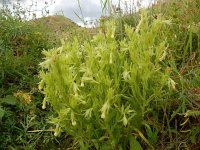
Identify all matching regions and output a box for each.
[0,0,200,149]
[0,0,92,148]
[0,90,65,149]
[0,11,56,97]
[0,3,62,149]
[39,11,175,149]
[114,13,140,41]
[150,0,200,64]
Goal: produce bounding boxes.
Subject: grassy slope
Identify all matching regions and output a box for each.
[31,15,79,37]
[30,15,93,44]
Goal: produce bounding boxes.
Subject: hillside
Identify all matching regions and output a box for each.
[32,15,79,32]
[30,15,91,43]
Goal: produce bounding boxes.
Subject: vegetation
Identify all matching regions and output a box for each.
[0,2,87,149]
[0,6,58,149]
[39,12,171,149]
[0,0,200,149]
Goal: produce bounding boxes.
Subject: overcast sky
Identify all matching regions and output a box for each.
[0,0,154,25]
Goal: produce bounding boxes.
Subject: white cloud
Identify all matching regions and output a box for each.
[53,0,153,24]
[53,0,102,23]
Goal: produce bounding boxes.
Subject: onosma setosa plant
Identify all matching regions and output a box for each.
[39,11,172,149]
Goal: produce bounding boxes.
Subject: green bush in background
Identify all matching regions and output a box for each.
[0,6,60,149]
[0,10,55,96]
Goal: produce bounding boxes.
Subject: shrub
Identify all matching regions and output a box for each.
[0,7,58,149]
[39,11,173,149]
[0,10,55,97]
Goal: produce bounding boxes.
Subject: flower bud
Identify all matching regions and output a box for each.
[100,101,110,119]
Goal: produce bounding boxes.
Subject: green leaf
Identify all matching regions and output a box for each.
[129,135,143,150]
[1,95,17,105]
[0,107,5,121]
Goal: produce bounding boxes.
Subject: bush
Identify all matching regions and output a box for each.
[0,10,55,97]
[39,11,174,149]
[0,7,58,149]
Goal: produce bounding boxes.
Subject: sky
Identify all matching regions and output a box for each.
[0,0,154,26]
[52,0,153,26]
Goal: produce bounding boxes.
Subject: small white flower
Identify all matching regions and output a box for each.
[71,111,77,126]
[168,78,177,90]
[81,80,84,87]
[54,124,61,137]
[122,70,130,81]
[38,80,44,90]
[123,115,128,126]
[100,101,110,119]
[84,108,93,119]
[42,97,47,109]
[109,52,113,64]
[159,50,167,62]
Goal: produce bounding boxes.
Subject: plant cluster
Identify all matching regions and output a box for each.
[39,11,183,149]
[39,0,200,148]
